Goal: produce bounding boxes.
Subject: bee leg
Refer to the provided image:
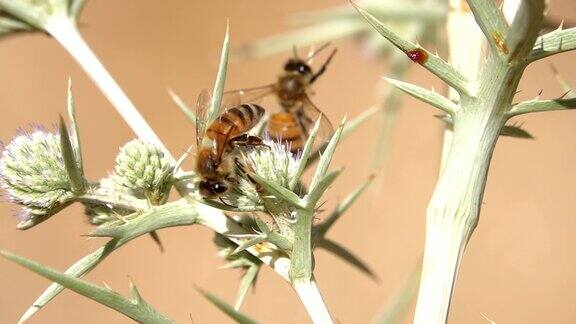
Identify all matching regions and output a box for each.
[234,157,264,193]
[218,197,239,209]
[230,134,270,149]
[309,48,337,84]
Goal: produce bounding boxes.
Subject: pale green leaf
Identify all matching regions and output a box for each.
[529,27,576,62]
[59,116,85,194]
[306,168,342,208]
[375,260,421,324]
[198,288,258,324]
[290,117,322,190]
[383,77,458,114]
[308,120,344,192]
[199,198,265,213]
[66,78,84,175]
[550,64,575,96]
[168,89,196,126]
[209,22,230,125]
[235,20,364,59]
[293,2,445,25]
[19,201,197,323]
[0,14,33,37]
[437,115,534,139]
[315,174,375,237]
[316,238,377,281]
[250,173,306,209]
[233,237,265,255]
[352,2,471,96]
[69,0,87,18]
[2,251,174,324]
[306,105,379,169]
[507,97,576,116]
[234,265,259,311]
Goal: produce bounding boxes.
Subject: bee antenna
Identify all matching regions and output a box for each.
[306,42,332,62]
[309,48,338,84]
[292,45,300,59]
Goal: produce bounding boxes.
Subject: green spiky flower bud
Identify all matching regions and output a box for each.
[114,139,174,205]
[0,131,75,229]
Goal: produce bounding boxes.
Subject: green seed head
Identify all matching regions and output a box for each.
[114,139,174,205]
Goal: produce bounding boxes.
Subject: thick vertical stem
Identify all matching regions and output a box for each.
[293,278,333,324]
[413,114,504,324]
[43,17,167,152]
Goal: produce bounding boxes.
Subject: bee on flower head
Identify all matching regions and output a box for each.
[225,43,337,153]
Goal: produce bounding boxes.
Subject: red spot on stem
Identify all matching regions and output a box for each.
[406,48,428,64]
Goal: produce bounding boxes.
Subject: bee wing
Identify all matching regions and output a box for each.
[196,89,213,147]
[222,84,276,108]
[298,94,334,150]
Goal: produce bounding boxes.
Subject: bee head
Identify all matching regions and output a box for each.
[198,180,229,198]
[284,59,312,76]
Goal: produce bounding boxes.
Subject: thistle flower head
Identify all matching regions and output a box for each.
[0,130,75,228]
[114,139,174,205]
[231,138,300,208]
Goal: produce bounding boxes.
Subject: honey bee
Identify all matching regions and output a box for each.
[195,90,265,198]
[224,44,337,152]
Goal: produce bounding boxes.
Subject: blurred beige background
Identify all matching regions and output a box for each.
[1,0,575,323]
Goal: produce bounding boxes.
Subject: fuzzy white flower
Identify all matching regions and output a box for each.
[232,139,300,207]
[0,130,75,229]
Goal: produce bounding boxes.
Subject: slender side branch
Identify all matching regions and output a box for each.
[383,77,458,115]
[507,97,576,116]
[528,27,576,62]
[315,174,375,237]
[2,251,174,324]
[168,89,196,125]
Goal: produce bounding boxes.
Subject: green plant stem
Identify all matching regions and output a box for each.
[290,207,333,323]
[37,16,333,324]
[290,208,314,283]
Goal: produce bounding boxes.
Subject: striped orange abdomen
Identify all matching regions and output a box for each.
[205,104,265,156]
[267,112,304,153]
